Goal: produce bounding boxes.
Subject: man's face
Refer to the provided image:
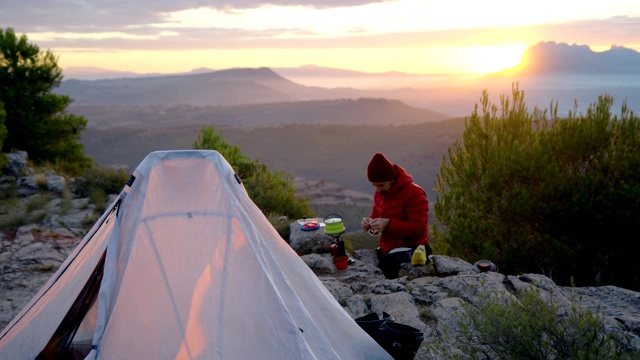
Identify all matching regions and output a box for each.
[371,180,394,193]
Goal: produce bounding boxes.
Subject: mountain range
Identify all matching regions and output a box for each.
[505,42,640,74]
[63,41,640,82]
[60,42,640,121]
[63,41,640,208]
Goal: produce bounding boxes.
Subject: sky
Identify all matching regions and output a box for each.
[2,0,640,76]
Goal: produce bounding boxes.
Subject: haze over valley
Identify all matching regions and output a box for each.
[65,42,640,204]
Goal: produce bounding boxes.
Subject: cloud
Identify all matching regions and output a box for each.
[537,16,640,47]
[3,0,639,56]
[19,16,640,55]
[1,0,389,33]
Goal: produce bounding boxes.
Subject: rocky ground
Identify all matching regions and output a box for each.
[289,221,640,359]
[1,156,639,359]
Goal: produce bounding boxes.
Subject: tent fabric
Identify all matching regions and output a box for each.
[0,150,392,359]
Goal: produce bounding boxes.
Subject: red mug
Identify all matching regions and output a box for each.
[333,255,348,270]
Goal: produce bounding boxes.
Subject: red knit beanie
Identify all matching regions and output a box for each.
[367,153,397,182]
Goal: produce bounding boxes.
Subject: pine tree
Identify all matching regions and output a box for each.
[433,85,640,290]
[0,28,91,174]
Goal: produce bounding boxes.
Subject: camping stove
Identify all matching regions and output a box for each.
[329,234,346,257]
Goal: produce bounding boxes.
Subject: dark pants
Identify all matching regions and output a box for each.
[377,244,432,279]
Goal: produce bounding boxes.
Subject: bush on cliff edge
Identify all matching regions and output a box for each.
[433,86,640,290]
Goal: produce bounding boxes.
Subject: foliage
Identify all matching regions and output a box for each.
[266,213,291,241]
[193,126,312,220]
[0,101,7,167]
[72,166,130,209]
[0,28,92,175]
[0,211,28,230]
[25,192,53,213]
[433,85,640,290]
[58,189,73,215]
[0,194,49,230]
[431,289,636,360]
[0,182,16,201]
[427,236,456,257]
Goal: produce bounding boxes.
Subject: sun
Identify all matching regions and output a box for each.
[460,44,528,75]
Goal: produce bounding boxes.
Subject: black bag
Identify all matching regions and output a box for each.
[354,312,394,343]
[378,322,424,360]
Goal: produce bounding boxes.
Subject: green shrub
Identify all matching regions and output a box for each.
[266,213,291,241]
[0,210,27,229]
[0,194,20,227]
[434,86,640,289]
[0,101,6,160]
[194,126,312,219]
[418,307,435,323]
[425,229,456,257]
[27,263,56,272]
[82,212,99,226]
[0,185,17,202]
[89,188,108,214]
[431,289,637,360]
[25,192,52,213]
[58,189,73,215]
[242,162,312,220]
[73,166,130,199]
[28,209,48,224]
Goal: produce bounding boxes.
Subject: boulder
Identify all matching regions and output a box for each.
[287,219,335,255]
[2,151,30,176]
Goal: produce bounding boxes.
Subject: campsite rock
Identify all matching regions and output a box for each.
[58,208,95,230]
[398,263,431,280]
[15,176,40,197]
[306,249,640,360]
[2,151,30,176]
[352,248,378,266]
[430,255,478,275]
[0,166,100,335]
[43,174,66,193]
[13,241,66,268]
[301,253,335,274]
[287,220,334,255]
[16,173,67,197]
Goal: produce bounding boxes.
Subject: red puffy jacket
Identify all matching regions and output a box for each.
[370,165,429,255]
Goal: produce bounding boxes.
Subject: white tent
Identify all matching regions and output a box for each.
[0,150,391,359]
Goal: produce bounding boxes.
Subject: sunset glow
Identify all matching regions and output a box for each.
[6,0,640,76]
[54,44,528,76]
[456,44,529,74]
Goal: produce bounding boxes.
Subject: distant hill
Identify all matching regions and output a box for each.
[58,68,296,107]
[62,66,216,80]
[503,42,640,75]
[477,42,640,115]
[59,66,413,111]
[72,98,450,129]
[60,66,451,127]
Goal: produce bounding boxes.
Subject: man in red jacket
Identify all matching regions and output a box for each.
[361,152,431,279]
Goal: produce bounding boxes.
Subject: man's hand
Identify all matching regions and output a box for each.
[361,217,373,231]
[369,218,389,233]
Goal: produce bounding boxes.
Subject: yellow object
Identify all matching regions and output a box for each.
[411,245,427,266]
